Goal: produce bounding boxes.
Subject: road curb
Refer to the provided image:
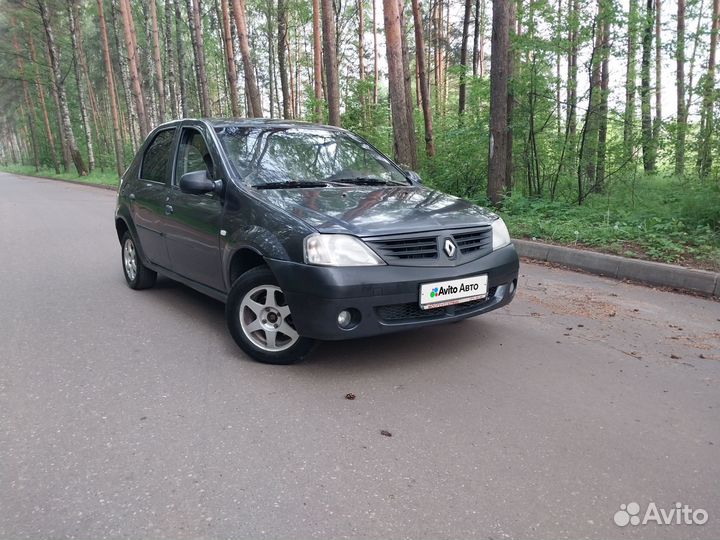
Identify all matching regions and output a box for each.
[513,239,720,298]
[1,171,118,191]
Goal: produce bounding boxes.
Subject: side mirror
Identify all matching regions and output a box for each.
[179,170,221,195]
[405,170,423,185]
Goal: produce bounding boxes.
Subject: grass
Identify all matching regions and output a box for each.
[1,164,119,188]
[498,175,720,271]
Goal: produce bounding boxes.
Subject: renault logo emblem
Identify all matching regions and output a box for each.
[443,238,457,258]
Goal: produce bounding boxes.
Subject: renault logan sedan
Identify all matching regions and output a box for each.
[115,119,519,364]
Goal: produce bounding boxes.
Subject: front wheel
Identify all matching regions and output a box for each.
[225,266,315,364]
[121,231,157,290]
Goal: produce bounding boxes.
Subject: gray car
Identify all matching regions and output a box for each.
[114,119,519,364]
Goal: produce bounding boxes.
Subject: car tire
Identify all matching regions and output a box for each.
[226,266,315,364]
[121,231,157,290]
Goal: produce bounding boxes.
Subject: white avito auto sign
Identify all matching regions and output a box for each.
[614,502,709,527]
[419,274,488,309]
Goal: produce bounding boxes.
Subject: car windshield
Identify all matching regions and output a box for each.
[216,126,409,187]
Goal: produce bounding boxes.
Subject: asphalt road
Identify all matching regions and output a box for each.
[1,172,719,540]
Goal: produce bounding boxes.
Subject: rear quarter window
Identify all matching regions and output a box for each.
[140,129,176,183]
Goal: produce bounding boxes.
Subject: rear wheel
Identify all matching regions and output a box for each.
[121,232,157,290]
[226,266,315,364]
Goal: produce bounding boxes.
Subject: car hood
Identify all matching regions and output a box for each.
[252,185,497,236]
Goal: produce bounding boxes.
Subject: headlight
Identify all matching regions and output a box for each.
[304,234,386,266]
[491,218,511,250]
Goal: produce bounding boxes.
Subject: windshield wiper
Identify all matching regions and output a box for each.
[325,176,404,186]
[254,181,328,189]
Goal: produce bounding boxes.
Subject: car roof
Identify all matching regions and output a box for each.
[154,118,349,132]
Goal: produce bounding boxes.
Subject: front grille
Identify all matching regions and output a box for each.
[365,226,493,265]
[376,288,496,322]
[366,235,438,260]
[453,227,492,254]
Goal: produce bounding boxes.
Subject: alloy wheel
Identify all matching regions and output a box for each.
[239,285,299,352]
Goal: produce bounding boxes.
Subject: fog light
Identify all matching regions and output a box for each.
[337,310,352,328]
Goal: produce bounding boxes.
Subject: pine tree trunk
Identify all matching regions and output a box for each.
[623,0,638,157]
[165,0,178,118]
[398,0,417,159]
[312,0,324,119]
[358,0,366,83]
[293,28,301,116]
[384,0,417,168]
[505,0,515,192]
[566,0,578,138]
[229,1,247,115]
[174,0,189,117]
[289,34,297,116]
[675,0,686,176]
[555,0,561,135]
[118,0,150,138]
[78,31,109,166]
[43,35,72,172]
[11,28,39,172]
[653,0,661,145]
[18,112,31,165]
[27,34,60,173]
[112,0,140,148]
[68,0,95,171]
[596,5,611,191]
[433,1,442,111]
[640,0,655,172]
[149,0,166,122]
[684,0,705,124]
[476,0,487,78]
[697,0,719,178]
[220,0,241,116]
[264,4,276,118]
[321,0,341,125]
[459,0,473,115]
[214,0,229,117]
[232,0,263,117]
[578,10,603,197]
[142,3,158,125]
[444,0,451,113]
[488,0,510,204]
[8,127,19,164]
[38,0,88,175]
[277,0,292,119]
[98,0,125,177]
[8,127,18,164]
[472,0,480,76]
[187,0,213,116]
[412,0,435,156]
[372,0,379,104]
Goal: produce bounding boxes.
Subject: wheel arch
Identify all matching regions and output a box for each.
[227,247,268,288]
[115,217,130,244]
[115,217,151,266]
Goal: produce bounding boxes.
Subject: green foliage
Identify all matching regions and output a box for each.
[341,79,394,156]
[418,76,491,200]
[500,175,720,269]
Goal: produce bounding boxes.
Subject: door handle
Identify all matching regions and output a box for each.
[165,204,174,215]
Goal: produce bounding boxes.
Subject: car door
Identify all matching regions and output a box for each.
[163,125,225,291]
[130,127,175,269]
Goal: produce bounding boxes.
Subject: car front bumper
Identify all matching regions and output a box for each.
[266,244,519,341]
